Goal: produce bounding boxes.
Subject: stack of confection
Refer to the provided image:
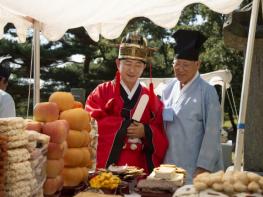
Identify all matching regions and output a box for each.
[42,119,68,196]
[32,100,68,197]
[47,92,94,192]
[137,164,186,197]
[26,130,50,197]
[60,107,92,187]
[0,117,34,197]
[0,135,8,196]
[43,92,92,189]
[46,92,93,188]
[191,170,263,196]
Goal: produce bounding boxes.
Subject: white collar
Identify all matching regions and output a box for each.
[121,80,140,100]
[180,71,199,92]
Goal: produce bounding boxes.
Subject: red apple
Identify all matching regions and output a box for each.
[47,141,67,160]
[33,102,59,122]
[46,159,64,178]
[42,120,69,144]
[25,119,43,132]
[43,175,64,195]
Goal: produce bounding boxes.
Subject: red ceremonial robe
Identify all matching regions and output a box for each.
[85,80,168,174]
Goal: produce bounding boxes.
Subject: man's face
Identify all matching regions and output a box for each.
[0,78,8,91]
[172,58,200,85]
[117,59,146,89]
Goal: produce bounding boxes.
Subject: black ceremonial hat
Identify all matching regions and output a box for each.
[172,29,207,61]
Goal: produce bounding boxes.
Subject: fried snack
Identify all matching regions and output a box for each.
[194,172,210,186]
[247,181,260,193]
[247,172,261,182]
[209,171,224,185]
[233,171,249,185]
[193,181,207,191]
[233,181,247,193]
[212,182,224,192]
[258,177,263,189]
[223,181,234,194]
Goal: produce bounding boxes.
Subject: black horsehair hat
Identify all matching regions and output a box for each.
[172,29,207,61]
[0,58,11,80]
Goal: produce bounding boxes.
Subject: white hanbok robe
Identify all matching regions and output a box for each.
[161,74,223,183]
[0,90,16,118]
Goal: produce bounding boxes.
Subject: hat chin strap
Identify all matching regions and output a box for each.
[149,63,154,109]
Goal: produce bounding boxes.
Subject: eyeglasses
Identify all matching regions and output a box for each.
[173,59,196,70]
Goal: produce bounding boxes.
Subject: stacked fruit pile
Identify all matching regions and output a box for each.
[25,91,94,196]
[46,92,91,187]
[32,93,71,196]
[59,107,92,187]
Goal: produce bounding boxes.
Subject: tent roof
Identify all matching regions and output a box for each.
[0,0,243,42]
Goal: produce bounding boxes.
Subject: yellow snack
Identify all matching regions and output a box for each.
[89,172,121,189]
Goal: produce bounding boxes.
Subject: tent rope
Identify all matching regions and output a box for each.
[26,39,34,118]
[230,86,239,119]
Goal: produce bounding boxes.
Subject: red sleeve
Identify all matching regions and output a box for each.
[85,81,121,120]
[85,81,125,168]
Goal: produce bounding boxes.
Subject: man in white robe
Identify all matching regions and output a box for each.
[0,60,16,118]
[161,30,223,183]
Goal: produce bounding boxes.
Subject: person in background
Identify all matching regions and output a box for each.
[0,59,16,118]
[85,32,168,173]
[161,29,223,183]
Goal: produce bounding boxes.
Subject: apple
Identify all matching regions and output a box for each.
[47,141,67,160]
[25,119,43,132]
[33,102,59,122]
[42,120,69,144]
[46,159,64,178]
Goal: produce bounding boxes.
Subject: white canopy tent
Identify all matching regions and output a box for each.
[0,0,257,171]
[0,0,243,105]
[0,0,243,42]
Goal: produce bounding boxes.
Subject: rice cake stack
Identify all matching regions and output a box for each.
[0,135,8,196]
[26,130,50,197]
[0,117,34,197]
[137,164,186,197]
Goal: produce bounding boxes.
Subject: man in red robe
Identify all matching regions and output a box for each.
[85,32,168,174]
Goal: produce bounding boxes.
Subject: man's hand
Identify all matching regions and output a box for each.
[127,121,145,138]
[193,167,210,178]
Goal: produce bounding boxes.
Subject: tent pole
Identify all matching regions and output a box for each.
[33,21,40,106]
[234,0,260,171]
[221,82,226,129]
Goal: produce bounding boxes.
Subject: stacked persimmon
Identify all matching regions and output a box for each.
[28,92,93,195]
